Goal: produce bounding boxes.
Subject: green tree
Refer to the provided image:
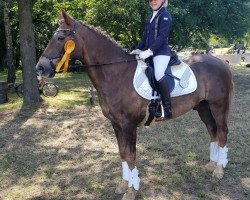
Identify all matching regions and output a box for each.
[170,0,250,50]
[86,0,149,49]
[0,0,19,71]
[0,1,6,71]
[243,31,250,47]
[3,1,16,86]
[32,0,59,57]
[18,0,40,103]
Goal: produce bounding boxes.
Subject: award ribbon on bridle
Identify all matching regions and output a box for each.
[55,40,76,74]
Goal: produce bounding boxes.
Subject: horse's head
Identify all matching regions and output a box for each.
[36,10,81,77]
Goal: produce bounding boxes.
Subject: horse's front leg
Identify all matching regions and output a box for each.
[112,122,139,200]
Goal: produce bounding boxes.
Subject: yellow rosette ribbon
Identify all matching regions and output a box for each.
[55,40,76,74]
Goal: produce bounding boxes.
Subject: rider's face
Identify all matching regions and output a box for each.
[149,0,164,10]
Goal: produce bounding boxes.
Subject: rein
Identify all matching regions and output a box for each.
[80,58,140,68]
[55,58,141,73]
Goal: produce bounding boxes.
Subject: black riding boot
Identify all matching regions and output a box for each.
[155,76,172,120]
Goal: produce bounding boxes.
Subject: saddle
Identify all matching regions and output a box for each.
[145,53,181,93]
[132,53,197,126]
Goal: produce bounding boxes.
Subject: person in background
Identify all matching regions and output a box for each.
[131,0,172,120]
[37,75,45,87]
[206,47,213,55]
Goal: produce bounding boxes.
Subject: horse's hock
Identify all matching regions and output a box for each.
[0,81,8,104]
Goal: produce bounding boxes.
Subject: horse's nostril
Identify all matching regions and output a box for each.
[36,64,45,76]
[36,65,44,73]
[39,65,44,71]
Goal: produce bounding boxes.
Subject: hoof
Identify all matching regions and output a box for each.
[122,187,137,200]
[115,180,128,194]
[212,165,224,179]
[204,161,217,172]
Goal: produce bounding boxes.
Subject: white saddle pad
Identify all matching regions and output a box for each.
[133,60,197,100]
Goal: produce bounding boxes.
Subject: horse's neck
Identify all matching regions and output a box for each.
[80,25,128,64]
[78,25,136,92]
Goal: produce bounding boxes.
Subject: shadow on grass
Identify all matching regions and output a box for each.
[0,105,122,199]
[0,103,44,181]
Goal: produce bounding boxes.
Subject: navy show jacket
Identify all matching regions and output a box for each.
[136,7,172,56]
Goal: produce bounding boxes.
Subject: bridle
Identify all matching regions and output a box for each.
[41,20,78,62]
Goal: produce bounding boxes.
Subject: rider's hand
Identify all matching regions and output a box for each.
[139,49,153,60]
[130,49,142,55]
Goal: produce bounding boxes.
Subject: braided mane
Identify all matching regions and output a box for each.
[79,21,128,52]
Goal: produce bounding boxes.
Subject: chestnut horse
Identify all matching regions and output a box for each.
[36,11,234,200]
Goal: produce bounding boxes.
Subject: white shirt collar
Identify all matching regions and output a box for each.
[150,10,159,23]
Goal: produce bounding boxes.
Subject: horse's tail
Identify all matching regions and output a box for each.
[227,71,235,120]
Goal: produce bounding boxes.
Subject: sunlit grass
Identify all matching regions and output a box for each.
[213,47,231,54]
[0,70,23,83]
[0,93,23,111]
[0,71,97,112]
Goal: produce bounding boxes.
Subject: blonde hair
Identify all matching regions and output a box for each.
[163,0,168,7]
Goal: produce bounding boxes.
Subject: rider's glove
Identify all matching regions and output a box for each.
[139,49,153,60]
[130,49,142,55]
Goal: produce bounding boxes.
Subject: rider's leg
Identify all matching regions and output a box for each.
[153,55,172,119]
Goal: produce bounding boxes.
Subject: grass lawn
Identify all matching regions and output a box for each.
[0,66,249,200]
[0,71,94,111]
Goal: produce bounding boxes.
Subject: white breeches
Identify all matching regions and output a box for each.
[153,55,170,81]
[122,161,140,190]
[210,142,228,168]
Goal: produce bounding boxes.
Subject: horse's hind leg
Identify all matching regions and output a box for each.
[208,101,230,179]
[196,101,218,172]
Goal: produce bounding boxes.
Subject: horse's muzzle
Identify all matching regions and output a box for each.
[36,58,56,78]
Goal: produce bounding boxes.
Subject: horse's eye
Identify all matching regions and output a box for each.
[58,36,65,41]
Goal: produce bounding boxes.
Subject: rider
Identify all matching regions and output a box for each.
[131,0,172,120]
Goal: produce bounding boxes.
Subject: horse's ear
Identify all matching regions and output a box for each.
[59,10,74,26]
